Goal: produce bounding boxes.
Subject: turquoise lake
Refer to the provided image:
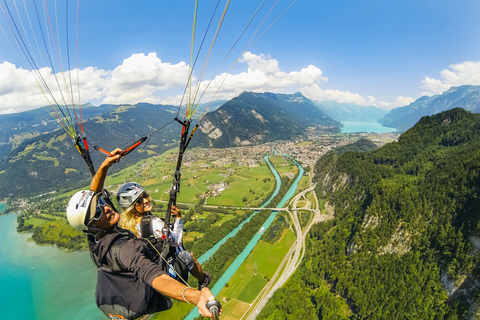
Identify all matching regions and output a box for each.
[340,121,397,133]
[0,204,104,320]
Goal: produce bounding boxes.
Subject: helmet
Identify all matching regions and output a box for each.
[117,182,145,209]
[66,190,100,231]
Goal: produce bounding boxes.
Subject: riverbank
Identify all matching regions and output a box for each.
[0,202,7,215]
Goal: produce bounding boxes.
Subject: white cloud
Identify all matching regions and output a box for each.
[98,53,190,105]
[0,53,190,113]
[242,52,279,74]
[1,51,418,115]
[395,96,415,107]
[421,61,480,96]
[162,52,328,104]
[300,84,414,109]
[302,84,366,105]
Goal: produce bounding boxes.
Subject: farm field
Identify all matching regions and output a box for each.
[216,229,296,318]
[104,148,278,207]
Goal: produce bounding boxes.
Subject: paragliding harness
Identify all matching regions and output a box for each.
[162,118,196,244]
[88,229,172,320]
[139,214,191,284]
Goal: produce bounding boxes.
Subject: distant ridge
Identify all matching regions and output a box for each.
[314,100,389,122]
[193,91,341,148]
[0,103,181,198]
[0,103,118,159]
[380,85,480,132]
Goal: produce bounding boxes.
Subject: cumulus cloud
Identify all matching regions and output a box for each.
[162,52,329,104]
[0,53,190,113]
[300,84,414,109]
[301,84,366,105]
[395,96,415,107]
[1,51,422,114]
[421,61,480,96]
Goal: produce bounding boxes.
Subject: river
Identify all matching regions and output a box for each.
[185,153,304,319]
[0,204,104,320]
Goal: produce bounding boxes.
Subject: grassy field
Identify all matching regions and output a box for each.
[297,175,311,192]
[103,148,278,207]
[22,211,89,250]
[216,229,296,319]
[268,155,294,173]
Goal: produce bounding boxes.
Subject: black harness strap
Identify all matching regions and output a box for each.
[163,118,198,241]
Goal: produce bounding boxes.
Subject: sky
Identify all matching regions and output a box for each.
[0,0,479,115]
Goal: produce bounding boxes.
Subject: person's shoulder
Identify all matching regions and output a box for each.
[117,227,136,237]
[103,228,138,252]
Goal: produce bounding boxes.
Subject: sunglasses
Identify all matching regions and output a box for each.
[90,196,106,223]
[135,193,150,205]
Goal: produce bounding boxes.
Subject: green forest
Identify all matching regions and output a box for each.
[258,108,480,320]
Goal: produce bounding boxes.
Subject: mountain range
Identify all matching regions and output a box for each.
[380,85,480,131]
[2,86,480,198]
[0,92,340,198]
[193,91,341,148]
[314,100,389,122]
[0,103,118,160]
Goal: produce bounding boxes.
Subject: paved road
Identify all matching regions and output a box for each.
[243,185,334,320]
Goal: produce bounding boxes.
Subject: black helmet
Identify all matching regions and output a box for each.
[117,182,145,209]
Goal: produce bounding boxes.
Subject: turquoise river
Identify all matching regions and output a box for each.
[185,152,304,319]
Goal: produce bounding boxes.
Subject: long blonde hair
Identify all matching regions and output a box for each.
[118,204,140,236]
[118,194,153,237]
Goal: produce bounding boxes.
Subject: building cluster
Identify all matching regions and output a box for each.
[177,132,399,174]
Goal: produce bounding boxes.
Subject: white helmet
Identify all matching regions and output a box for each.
[66,190,102,232]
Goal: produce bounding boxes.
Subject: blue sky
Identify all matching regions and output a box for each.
[0,0,479,114]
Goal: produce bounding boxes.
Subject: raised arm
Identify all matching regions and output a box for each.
[90,148,122,192]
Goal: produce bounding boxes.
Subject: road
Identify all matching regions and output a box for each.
[242,185,334,320]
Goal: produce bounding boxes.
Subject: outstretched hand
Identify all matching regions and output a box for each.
[91,148,123,192]
[102,148,123,168]
[197,288,222,318]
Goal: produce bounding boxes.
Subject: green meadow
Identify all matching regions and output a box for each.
[217,229,296,318]
[104,148,277,207]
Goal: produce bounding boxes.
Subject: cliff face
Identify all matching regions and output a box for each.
[312,109,480,318]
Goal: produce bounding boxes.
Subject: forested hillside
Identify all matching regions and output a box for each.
[0,103,180,198]
[259,108,480,319]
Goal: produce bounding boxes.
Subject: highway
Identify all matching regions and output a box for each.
[242,185,334,320]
